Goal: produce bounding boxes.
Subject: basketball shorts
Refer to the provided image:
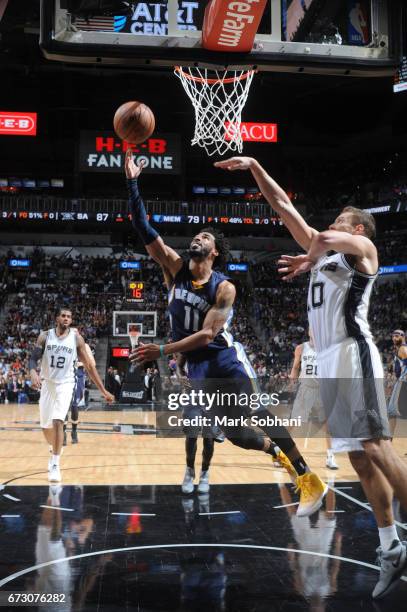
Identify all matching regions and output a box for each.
[39,380,76,428]
[317,337,391,452]
[291,383,325,423]
[388,378,406,418]
[186,344,256,380]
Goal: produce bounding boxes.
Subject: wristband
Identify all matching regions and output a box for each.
[159,345,166,357]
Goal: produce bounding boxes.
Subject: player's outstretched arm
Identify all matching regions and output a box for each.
[125,150,182,279]
[29,332,47,390]
[130,281,236,364]
[306,230,378,276]
[214,157,318,251]
[76,333,114,403]
[278,230,378,280]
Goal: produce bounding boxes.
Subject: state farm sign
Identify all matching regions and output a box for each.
[203,0,268,51]
[0,112,37,136]
[225,122,278,143]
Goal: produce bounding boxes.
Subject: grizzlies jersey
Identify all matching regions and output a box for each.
[41,328,77,384]
[299,342,318,386]
[308,253,376,353]
[168,261,234,362]
[394,345,407,380]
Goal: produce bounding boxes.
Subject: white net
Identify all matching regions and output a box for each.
[174,67,255,157]
[128,324,142,349]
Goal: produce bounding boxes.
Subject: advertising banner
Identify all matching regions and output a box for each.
[79,131,182,174]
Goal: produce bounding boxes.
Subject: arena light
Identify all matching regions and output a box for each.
[61,1,133,17]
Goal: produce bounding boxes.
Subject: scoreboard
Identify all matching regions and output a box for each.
[127,281,145,302]
[0,210,282,226]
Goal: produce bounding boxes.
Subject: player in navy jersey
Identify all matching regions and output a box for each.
[124,150,327,517]
[388,330,407,430]
[63,342,93,445]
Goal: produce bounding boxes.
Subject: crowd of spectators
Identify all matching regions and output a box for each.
[247,259,407,389]
[0,247,171,401]
[376,233,407,266]
[286,152,407,214]
[1,232,406,403]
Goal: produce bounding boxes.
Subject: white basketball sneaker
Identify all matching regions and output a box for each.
[197,470,210,493]
[181,467,195,494]
[48,447,63,472]
[373,540,407,599]
[49,464,62,483]
[326,451,339,470]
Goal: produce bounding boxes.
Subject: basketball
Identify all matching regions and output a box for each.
[113,100,155,144]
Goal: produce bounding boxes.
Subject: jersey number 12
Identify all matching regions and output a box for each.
[50,355,66,369]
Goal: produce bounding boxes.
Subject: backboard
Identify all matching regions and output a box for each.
[113,311,157,338]
[40,0,403,76]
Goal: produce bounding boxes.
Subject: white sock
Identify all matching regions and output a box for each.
[52,454,60,466]
[378,524,400,551]
[327,449,333,456]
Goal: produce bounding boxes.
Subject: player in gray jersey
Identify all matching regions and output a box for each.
[29,306,114,482]
[216,156,407,599]
[290,330,338,469]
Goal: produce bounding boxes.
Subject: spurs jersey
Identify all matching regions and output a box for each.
[41,328,77,384]
[168,261,234,362]
[308,253,376,353]
[299,342,318,387]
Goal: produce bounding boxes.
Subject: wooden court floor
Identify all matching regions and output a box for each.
[1,404,407,486]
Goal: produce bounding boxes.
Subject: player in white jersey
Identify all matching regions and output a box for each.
[216,156,407,599]
[290,331,338,469]
[29,307,114,482]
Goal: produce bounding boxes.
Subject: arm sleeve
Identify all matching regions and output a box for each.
[29,345,44,371]
[127,178,159,245]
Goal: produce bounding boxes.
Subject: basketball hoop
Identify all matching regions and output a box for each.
[174,66,255,157]
[128,327,141,350]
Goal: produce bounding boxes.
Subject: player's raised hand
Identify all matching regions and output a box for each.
[130,342,160,365]
[214,157,254,171]
[278,255,314,281]
[124,150,145,179]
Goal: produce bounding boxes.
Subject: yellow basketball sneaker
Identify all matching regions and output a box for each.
[295,472,328,517]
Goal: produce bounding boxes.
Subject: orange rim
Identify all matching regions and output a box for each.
[174,66,255,85]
